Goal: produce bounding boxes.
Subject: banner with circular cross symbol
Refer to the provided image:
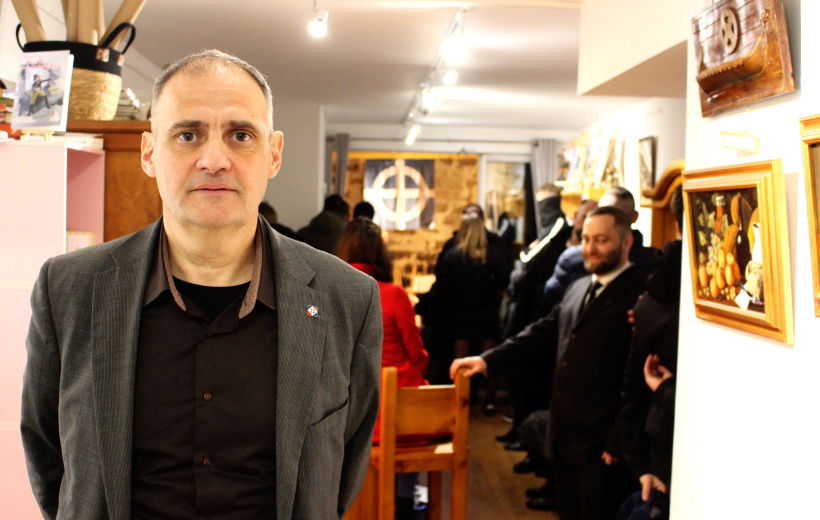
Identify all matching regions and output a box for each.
[364,159,435,230]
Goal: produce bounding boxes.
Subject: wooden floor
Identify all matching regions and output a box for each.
[433,402,559,520]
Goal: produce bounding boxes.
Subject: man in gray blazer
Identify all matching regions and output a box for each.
[21,50,382,519]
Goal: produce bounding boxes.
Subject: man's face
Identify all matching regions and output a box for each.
[581,214,631,275]
[141,65,283,232]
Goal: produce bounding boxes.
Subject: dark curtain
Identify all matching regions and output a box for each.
[523,162,537,246]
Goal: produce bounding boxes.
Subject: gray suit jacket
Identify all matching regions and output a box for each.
[21,219,383,520]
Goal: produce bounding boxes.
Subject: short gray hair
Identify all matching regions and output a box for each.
[151,49,274,131]
[600,186,635,215]
[587,205,632,241]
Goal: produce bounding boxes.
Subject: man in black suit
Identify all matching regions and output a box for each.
[450,205,645,520]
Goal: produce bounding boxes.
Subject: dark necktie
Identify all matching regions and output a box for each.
[581,280,602,314]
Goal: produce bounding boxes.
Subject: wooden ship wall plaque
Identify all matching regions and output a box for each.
[692,0,794,118]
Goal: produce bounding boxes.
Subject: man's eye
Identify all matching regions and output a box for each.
[178,132,197,142]
[234,132,252,142]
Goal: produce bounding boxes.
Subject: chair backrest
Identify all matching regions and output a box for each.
[379,366,470,447]
[359,367,470,520]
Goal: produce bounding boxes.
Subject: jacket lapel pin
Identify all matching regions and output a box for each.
[307,305,319,317]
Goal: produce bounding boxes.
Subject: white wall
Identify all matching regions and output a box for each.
[672,0,820,518]
[578,0,690,95]
[580,98,687,241]
[264,102,325,231]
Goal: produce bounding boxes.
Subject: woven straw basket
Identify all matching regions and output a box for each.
[17,23,135,121]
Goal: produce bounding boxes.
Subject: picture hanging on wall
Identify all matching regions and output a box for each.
[638,136,656,207]
[799,114,820,317]
[682,160,792,344]
[363,159,435,230]
[691,0,794,117]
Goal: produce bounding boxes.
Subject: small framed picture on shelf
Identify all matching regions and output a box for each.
[682,160,792,345]
[12,50,73,133]
[638,136,656,207]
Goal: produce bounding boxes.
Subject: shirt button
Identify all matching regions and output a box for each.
[204,392,212,401]
[203,457,211,466]
[561,361,568,367]
[570,334,576,340]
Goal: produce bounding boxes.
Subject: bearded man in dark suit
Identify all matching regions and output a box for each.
[21,50,382,520]
[451,205,645,520]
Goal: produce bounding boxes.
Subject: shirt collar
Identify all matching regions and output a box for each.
[591,260,633,289]
[143,216,276,316]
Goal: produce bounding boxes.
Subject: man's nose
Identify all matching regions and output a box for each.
[196,137,231,173]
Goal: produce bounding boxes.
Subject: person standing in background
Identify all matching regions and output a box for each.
[619,185,684,512]
[296,194,350,253]
[436,215,509,414]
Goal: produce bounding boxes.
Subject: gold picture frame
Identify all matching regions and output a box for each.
[800,114,820,316]
[682,160,793,344]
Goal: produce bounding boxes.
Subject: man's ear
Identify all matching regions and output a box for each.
[623,229,634,253]
[141,132,156,178]
[268,131,284,180]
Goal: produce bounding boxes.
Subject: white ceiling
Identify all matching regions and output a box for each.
[109,0,665,131]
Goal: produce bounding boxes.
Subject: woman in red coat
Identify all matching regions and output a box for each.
[337,217,429,519]
[336,217,429,436]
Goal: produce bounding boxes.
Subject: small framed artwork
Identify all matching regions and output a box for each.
[638,136,656,207]
[682,160,793,344]
[12,50,73,133]
[799,114,820,317]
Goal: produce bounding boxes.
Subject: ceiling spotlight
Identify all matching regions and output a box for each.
[309,10,329,37]
[410,125,421,136]
[405,134,416,146]
[443,69,458,86]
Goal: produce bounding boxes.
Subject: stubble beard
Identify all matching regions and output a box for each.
[583,247,624,275]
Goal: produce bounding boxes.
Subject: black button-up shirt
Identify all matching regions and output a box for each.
[132,218,278,519]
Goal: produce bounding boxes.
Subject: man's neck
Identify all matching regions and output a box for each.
[592,260,632,286]
[164,219,257,287]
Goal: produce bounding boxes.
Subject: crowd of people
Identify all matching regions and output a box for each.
[450,185,682,520]
[271,183,680,520]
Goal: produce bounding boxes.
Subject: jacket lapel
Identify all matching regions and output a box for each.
[91,221,160,520]
[572,266,635,329]
[267,228,327,519]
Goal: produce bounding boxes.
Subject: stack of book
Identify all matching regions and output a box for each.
[115,88,141,120]
[0,89,14,124]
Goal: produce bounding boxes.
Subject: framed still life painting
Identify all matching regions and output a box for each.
[682,160,793,344]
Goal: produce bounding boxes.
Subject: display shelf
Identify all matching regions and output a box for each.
[0,140,105,519]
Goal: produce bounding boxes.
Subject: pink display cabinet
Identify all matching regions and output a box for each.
[0,141,104,519]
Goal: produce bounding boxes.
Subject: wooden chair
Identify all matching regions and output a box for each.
[351,366,470,520]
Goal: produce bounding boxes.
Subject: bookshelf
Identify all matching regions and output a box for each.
[0,141,105,519]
